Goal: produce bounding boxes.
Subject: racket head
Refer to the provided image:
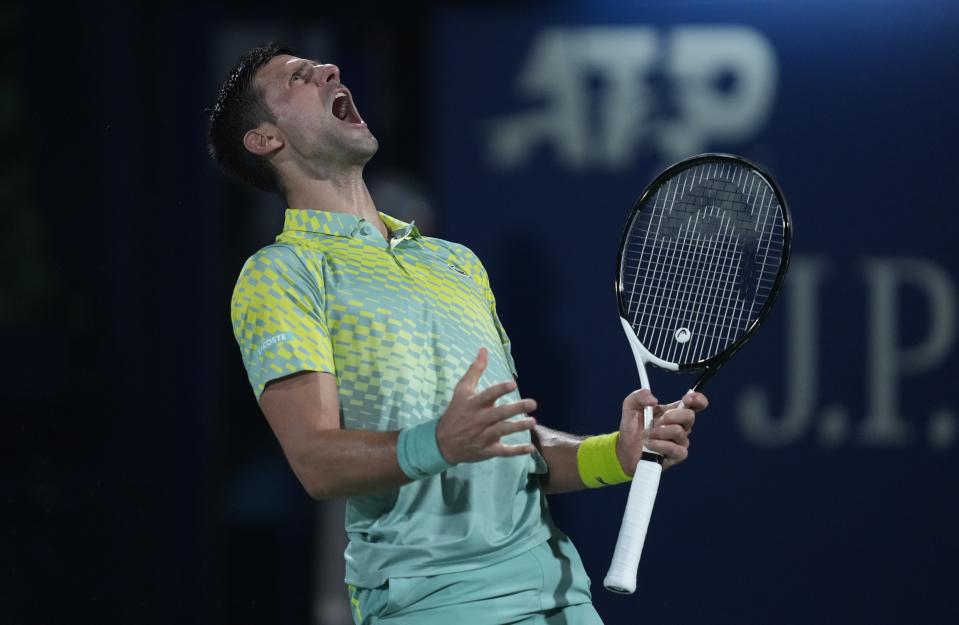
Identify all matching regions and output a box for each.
[615,153,792,385]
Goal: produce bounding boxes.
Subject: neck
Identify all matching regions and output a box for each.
[282,166,387,239]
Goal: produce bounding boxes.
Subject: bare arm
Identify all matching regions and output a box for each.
[258,370,411,499]
[532,425,587,494]
[533,390,710,495]
[258,347,538,500]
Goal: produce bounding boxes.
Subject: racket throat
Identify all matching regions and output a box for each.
[619,317,679,380]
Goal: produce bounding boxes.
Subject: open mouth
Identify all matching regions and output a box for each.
[331,90,364,125]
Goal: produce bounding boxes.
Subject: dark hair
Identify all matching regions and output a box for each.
[208,42,298,195]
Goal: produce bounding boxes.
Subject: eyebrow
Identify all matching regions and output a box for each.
[282,59,318,84]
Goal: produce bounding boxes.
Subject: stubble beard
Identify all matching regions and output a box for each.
[333,128,379,169]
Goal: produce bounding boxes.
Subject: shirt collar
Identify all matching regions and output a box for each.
[282,208,421,241]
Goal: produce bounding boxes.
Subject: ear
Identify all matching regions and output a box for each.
[243,124,284,156]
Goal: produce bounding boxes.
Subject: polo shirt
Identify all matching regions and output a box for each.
[230,208,552,588]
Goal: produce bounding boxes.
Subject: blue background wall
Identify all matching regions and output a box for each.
[431,3,958,623]
[6,1,956,623]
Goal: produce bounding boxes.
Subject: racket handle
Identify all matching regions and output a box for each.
[603,456,662,594]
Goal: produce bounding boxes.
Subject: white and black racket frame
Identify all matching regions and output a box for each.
[604,153,793,594]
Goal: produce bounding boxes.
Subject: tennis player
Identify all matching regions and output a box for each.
[208,43,708,625]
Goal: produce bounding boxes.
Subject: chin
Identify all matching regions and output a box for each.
[362,131,379,155]
[351,133,379,165]
[322,127,379,168]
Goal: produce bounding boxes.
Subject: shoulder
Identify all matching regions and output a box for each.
[232,243,321,303]
[420,237,488,278]
[419,235,473,257]
[238,242,310,276]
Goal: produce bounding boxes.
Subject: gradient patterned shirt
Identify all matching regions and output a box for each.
[231,209,551,587]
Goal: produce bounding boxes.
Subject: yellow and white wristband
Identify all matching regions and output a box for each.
[576,432,633,488]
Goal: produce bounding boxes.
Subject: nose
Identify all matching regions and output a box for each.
[318,64,340,84]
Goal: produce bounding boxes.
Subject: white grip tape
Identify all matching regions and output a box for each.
[603,457,662,594]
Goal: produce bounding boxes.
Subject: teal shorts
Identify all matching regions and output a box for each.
[346,534,604,625]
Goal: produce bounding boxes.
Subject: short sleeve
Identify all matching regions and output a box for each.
[230,244,335,400]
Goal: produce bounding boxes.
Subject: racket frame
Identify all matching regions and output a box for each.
[604,153,792,595]
[614,152,793,392]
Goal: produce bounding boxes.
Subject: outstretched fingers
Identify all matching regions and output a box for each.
[457,347,489,394]
[489,441,538,457]
[482,398,537,424]
[472,379,517,407]
[485,416,537,442]
[439,349,539,463]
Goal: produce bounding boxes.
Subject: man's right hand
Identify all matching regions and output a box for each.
[435,347,538,464]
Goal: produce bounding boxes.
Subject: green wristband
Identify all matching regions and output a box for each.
[576,432,632,488]
[396,419,453,480]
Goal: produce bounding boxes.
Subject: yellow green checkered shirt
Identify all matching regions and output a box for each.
[231,209,551,587]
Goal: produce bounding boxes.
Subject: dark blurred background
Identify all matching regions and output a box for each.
[6,1,958,623]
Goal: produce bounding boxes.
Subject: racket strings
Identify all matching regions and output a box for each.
[627,166,745,360]
[620,161,787,366]
[639,209,733,360]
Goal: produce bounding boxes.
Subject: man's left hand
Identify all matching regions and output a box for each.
[615,389,709,473]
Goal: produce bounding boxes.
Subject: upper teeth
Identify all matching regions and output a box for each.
[332,93,350,120]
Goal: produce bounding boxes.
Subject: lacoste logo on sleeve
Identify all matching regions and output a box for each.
[258,333,294,354]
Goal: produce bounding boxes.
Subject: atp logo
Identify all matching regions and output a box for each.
[487,26,778,170]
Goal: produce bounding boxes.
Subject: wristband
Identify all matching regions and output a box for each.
[576,432,632,488]
[396,419,453,480]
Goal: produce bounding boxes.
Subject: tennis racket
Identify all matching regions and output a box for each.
[604,153,792,594]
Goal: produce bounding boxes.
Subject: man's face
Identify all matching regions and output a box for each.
[253,54,378,166]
